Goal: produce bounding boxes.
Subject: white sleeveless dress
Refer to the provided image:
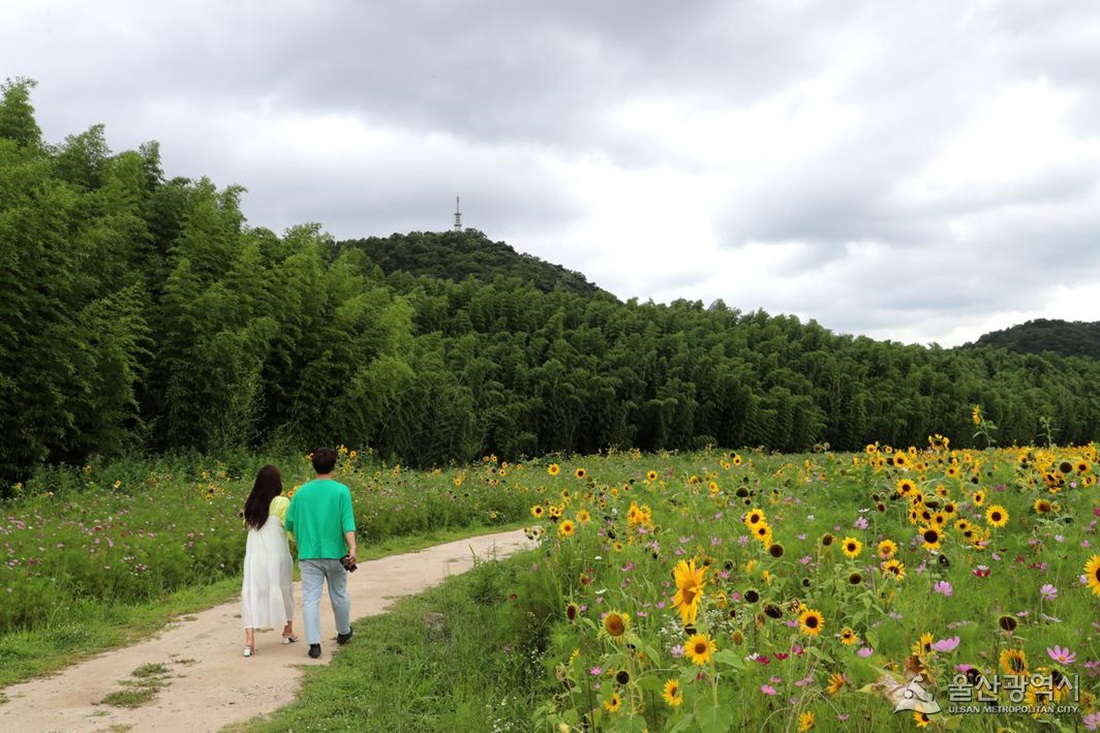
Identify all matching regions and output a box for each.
[241,496,294,628]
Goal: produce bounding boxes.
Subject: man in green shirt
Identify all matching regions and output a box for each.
[286,446,357,659]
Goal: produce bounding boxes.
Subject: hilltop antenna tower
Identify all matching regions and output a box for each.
[453,196,462,231]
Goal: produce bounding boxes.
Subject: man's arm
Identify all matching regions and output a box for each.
[344,530,357,563]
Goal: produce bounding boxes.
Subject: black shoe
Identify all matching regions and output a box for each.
[308,644,322,659]
[336,629,354,645]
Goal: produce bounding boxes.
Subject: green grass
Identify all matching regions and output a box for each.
[227,551,544,733]
[97,662,172,708]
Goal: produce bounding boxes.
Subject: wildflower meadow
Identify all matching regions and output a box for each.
[0,448,528,637]
[3,434,1100,731]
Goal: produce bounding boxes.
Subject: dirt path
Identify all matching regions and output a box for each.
[0,529,533,733]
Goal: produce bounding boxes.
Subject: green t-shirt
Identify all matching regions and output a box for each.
[285,478,355,560]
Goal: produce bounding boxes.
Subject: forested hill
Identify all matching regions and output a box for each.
[967,319,1100,359]
[339,230,605,298]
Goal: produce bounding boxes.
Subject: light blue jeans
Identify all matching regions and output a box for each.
[300,559,351,645]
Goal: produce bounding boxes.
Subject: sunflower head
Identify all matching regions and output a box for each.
[999,648,1028,676]
[684,633,715,665]
[985,504,1009,528]
[602,611,630,639]
[1084,554,1100,597]
[662,678,683,707]
[798,608,824,636]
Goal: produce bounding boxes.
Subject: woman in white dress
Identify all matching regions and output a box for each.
[241,464,297,657]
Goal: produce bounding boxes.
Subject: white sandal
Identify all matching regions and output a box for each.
[242,646,254,657]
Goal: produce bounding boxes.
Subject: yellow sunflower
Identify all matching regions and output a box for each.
[1085,554,1100,597]
[576,508,591,523]
[839,628,859,646]
[1000,648,1028,676]
[685,633,715,665]
[985,504,1009,528]
[647,470,659,481]
[881,559,906,580]
[530,504,545,519]
[841,537,862,559]
[826,671,847,695]
[602,611,630,639]
[972,490,985,506]
[548,463,560,476]
[798,711,815,731]
[877,539,898,560]
[672,559,707,625]
[912,632,934,658]
[662,678,683,707]
[558,520,575,538]
[799,608,824,636]
[920,526,942,551]
[574,467,587,479]
[743,508,767,529]
[603,692,622,713]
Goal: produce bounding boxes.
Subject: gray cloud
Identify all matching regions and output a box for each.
[3,0,1100,347]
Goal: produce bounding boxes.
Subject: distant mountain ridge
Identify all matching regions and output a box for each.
[344,233,1100,360]
[339,230,606,298]
[966,318,1100,359]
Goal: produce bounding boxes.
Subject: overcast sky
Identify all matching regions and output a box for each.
[4,1,1100,346]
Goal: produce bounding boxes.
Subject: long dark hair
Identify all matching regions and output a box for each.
[243,465,283,530]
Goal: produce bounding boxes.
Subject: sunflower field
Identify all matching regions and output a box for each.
[505,441,1100,732]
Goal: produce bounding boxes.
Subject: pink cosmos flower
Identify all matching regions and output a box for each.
[1047,646,1076,665]
[1040,583,1058,601]
[933,580,953,597]
[931,636,960,653]
[857,647,874,658]
[761,685,777,695]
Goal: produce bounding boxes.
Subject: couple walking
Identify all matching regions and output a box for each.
[240,447,357,659]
